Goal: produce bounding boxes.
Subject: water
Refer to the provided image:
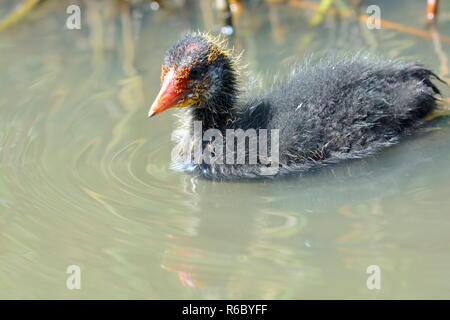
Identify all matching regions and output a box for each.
[0,0,450,299]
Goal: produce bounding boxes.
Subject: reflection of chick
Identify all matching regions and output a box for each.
[427,0,439,24]
[160,190,254,295]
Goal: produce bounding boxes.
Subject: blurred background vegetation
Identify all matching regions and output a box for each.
[1,0,449,92]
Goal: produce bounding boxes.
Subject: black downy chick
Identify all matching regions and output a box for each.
[148,33,442,180]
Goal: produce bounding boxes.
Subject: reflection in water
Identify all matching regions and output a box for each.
[160,123,450,298]
[0,0,449,299]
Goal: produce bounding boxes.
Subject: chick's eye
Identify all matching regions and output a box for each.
[189,67,203,80]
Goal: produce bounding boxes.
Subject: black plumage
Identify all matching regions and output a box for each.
[150,34,442,180]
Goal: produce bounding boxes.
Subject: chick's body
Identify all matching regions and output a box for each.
[149,34,441,180]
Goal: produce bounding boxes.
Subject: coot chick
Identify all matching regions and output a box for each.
[148,33,442,180]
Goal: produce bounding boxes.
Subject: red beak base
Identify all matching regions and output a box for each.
[148,68,185,117]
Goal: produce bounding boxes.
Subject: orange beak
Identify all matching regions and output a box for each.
[148,68,187,117]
